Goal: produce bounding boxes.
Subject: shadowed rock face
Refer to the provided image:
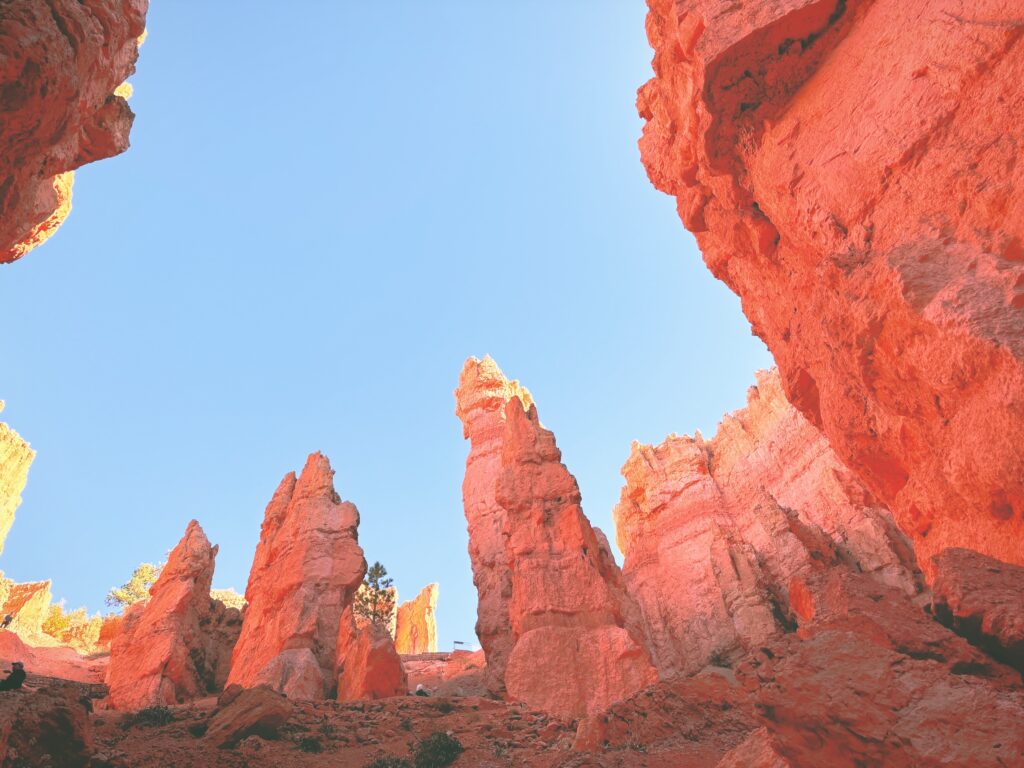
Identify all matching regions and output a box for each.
[456,356,657,718]
[107,520,220,710]
[395,583,438,655]
[638,0,1024,572]
[336,606,407,701]
[0,0,148,263]
[614,368,923,677]
[227,452,366,701]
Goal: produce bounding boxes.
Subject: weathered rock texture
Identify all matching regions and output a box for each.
[0,406,34,555]
[615,369,922,677]
[1,578,52,638]
[395,583,438,655]
[204,684,292,749]
[0,685,94,768]
[227,452,366,700]
[0,0,148,263]
[456,356,657,718]
[931,547,1024,675]
[638,0,1024,571]
[336,606,407,701]
[107,520,222,710]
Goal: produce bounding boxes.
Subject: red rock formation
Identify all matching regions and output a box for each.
[336,606,407,701]
[0,407,34,555]
[931,548,1024,674]
[106,520,220,710]
[0,686,94,768]
[456,356,657,718]
[0,0,148,263]
[395,583,438,655]
[638,0,1024,572]
[204,684,292,748]
[1,579,52,638]
[402,649,486,696]
[614,369,922,676]
[227,452,366,700]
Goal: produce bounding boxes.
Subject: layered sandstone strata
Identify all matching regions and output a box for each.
[0,0,148,262]
[614,369,922,676]
[107,520,222,710]
[638,0,1024,570]
[0,407,34,555]
[394,583,438,655]
[456,356,657,717]
[335,606,407,701]
[227,452,366,700]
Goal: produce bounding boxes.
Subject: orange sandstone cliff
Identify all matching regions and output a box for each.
[0,405,34,555]
[395,583,438,655]
[638,0,1024,572]
[0,0,148,263]
[456,357,657,718]
[335,605,408,701]
[614,368,923,676]
[226,452,366,700]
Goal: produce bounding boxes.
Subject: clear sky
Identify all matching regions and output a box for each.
[0,2,771,650]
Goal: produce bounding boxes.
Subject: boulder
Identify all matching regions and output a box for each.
[204,684,291,748]
[638,0,1024,571]
[106,520,220,709]
[394,583,438,655]
[226,452,366,700]
[336,606,407,701]
[0,0,148,262]
[0,686,93,768]
[456,356,657,718]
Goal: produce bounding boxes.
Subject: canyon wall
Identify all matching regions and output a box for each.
[638,0,1024,572]
[456,357,657,718]
[0,0,148,263]
[615,368,922,677]
[0,406,34,555]
[395,583,438,655]
[227,452,366,701]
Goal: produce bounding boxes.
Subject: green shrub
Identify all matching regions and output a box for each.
[121,706,174,729]
[414,732,464,768]
[365,758,413,768]
[297,736,323,753]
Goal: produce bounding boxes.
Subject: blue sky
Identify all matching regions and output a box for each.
[0,2,771,649]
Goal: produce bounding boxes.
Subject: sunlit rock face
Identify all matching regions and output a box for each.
[227,452,366,701]
[0,578,52,638]
[395,583,438,655]
[638,0,1024,572]
[107,520,221,710]
[336,606,407,701]
[0,406,34,556]
[614,369,923,677]
[456,357,657,718]
[0,0,148,263]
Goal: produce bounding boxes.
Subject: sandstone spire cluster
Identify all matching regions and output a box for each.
[456,356,657,718]
[638,0,1024,571]
[226,452,366,700]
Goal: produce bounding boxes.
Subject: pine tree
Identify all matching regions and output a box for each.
[106,561,163,609]
[353,561,396,630]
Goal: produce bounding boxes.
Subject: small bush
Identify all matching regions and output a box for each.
[297,736,323,753]
[187,722,208,738]
[365,758,413,768]
[121,706,174,729]
[433,699,455,715]
[414,732,464,768]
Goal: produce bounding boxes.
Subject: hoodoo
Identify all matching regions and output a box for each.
[107,520,220,710]
[0,406,34,556]
[0,0,148,263]
[456,356,657,718]
[226,452,366,700]
[638,0,1024,571]
[394,583,439,655]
